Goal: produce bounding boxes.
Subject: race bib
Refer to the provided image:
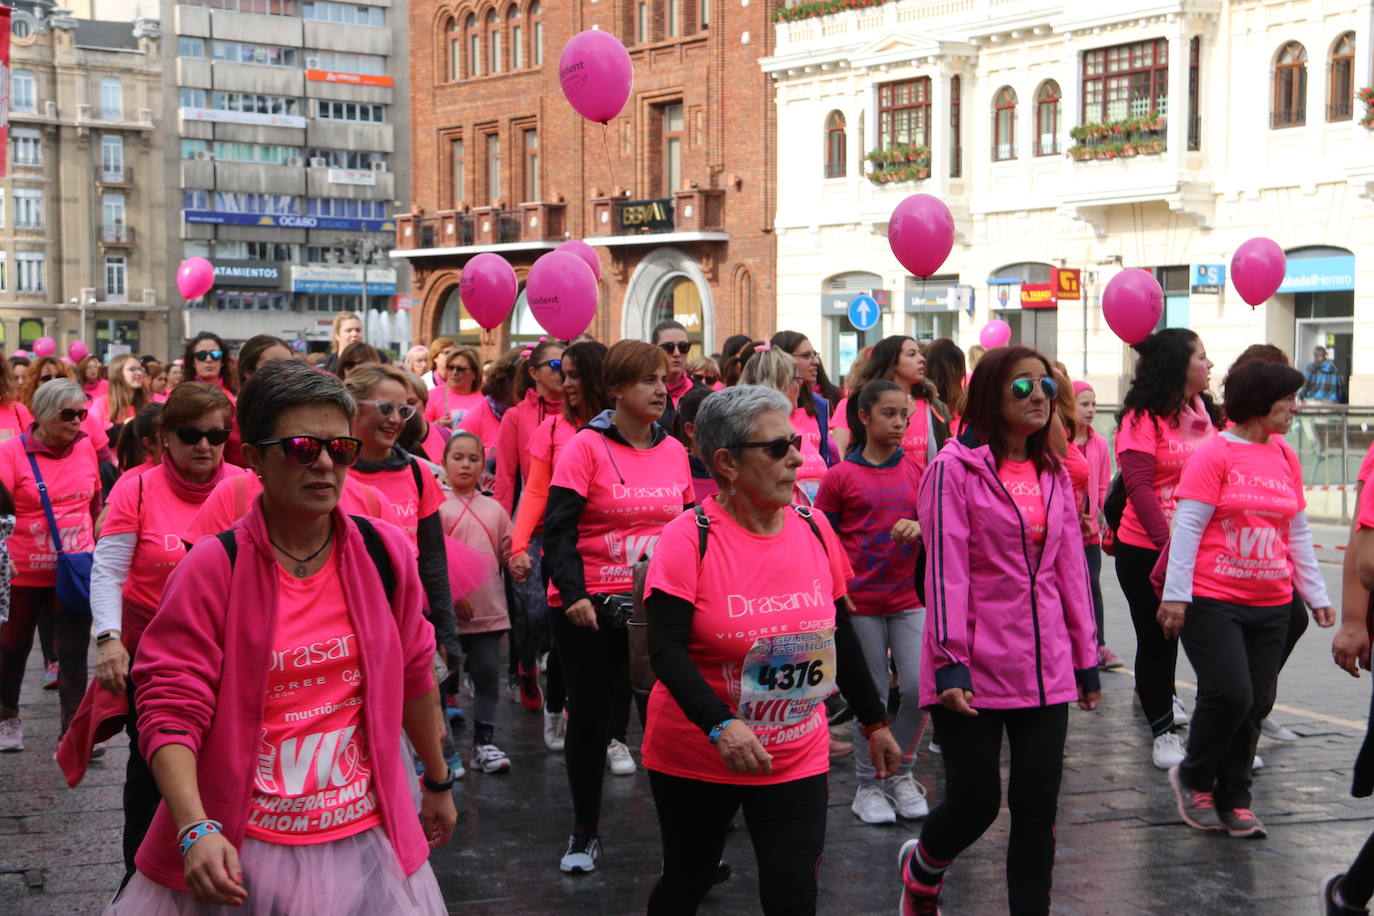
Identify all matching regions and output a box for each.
[738,628,836,729]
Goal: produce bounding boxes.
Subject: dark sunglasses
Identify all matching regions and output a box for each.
[537,358,562,371]
[256,435,363,468]
[59,408,89,422]
[659,342,691,355]
[39,373,61,383]
[174,427,231,446]
[1010,377,1058,400]
[732,435,803,460]
[690,373,718,385]
[193,349,224,362]
[448,365,474,375]
[361,399,417,421]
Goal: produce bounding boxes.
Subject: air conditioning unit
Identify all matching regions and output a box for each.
[307,57,320,68]
[287,156,305,167]
[309,157,327,168]
[193,150,212,160]
[370,161,387,172]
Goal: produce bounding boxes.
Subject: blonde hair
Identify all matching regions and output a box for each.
[106,354,150,425]
[330,311,362,354]
[685,356,720,379]
[740,347,795,394]
[342,362,411,401]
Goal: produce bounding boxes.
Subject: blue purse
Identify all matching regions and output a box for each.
[24,440,93,615]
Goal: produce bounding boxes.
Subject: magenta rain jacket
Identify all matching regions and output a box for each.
[917,434,1100,710]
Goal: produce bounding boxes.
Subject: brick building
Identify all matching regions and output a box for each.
[394,0,777,357]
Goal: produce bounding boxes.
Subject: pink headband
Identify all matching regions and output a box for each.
[406,345,427,358]
[1072,381,1093,397]
[754,343,772,353]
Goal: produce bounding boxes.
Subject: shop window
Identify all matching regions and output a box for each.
[19,318,44,349]
[1328,33,1354,121]
[1035,81,1060,155]
[1272,41,1307,128]
[992,86,1017,161]
[1081,38,1168,122]
[824,110,846,178]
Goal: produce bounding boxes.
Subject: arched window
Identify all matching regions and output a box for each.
[1329,32,1355,121]
[1272,41,1307,128]
[487,9,501,74]
[992,86,1016,161]
[824,110,846,178]
[530,2,542,65]
[508,6,523,69]
[1034,81,1060,156]
[465,14,480,77]
[445,17,460,80]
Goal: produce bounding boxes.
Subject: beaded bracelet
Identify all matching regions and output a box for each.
[177,819,223,858]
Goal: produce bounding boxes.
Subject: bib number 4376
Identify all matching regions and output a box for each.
[755,658,826,691]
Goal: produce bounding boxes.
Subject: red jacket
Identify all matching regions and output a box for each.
[493,388,561,514]
[131,502,436,891]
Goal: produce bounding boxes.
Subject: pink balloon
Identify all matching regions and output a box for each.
[556,239,601,283]
[32,337,56,358]
[59,356,74,367]
[12,350,28,360]
[459,253,518,330]
[68,340,89,362]
[1230,237,1286,306]
[888,194,955,279]
[979,320,1011,349]
[559,30,633,124]
[1102,269,1164,345]
[177,257,215,300]
[527,251,597,340]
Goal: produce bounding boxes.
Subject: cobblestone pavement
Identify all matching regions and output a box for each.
[1,558,1370,915]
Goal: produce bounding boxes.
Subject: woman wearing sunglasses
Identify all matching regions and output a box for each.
[106,360,452,913]
[0,379,102,751]
[641,384,898,915]
[899,346,1100,915]
[543,339,692,874]
[651,320,697,434]
[424,345,483,429]
[180,332,237,403]
[493,339,564,515]
[833,336,954,469]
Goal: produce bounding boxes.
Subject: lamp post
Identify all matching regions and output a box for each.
[331,235,392,346]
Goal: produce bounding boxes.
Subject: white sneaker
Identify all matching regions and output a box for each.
[889,773,929,820]
[559,834,601,874]
[606,739,636,776]
[1152,731,1187,770]
[927,741,941,755]
[0,717,21,752]
[471,743,512,774]
[543,710,566,752]
[1252,754,1264,771]
[1260,718,1298,742]
[1172,695,1190,727]
[851,785,896,824]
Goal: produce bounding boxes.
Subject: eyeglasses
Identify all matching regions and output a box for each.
[536,359,562,371]
[59,408,89,423]
[361,399,417,421]
[659,342,691,355]
[690,373,719,385]
[256,435,363,468]
[1010,377,1058,401]
[193,349,223,362]
[39,374,61,383]
[173,427,231,446]
[731,435,803,461]
[448,365,474,376]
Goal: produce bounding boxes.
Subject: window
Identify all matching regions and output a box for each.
[215,141,301,163]
[103,194,127,231]
[487,10,501,74]
[180,88,208,108]
[19,318,43,348]
[509,7,523,69]
[12,130,41,167]
[105,256,127,302]
[223,241,298,260]
[302,2,383,26]
[522,128,539,202]
[307,148,386,169]
[306,245,350,262]
[12,18,30,37]
[307,50,386,75]
[701,0,709,27]
[14,189,43,229]
[950,75,962,178]
[824,110,846,178]
[992,87,1017,160]
[217,290,290,310]
[304,293,369,312]
[212,40,298,67]
[179,36,206,57]
[316,101,385,122]
[1034,81,1060,156]
[485,132,501,202]
[635,2,648,43]
[305,198,388,218]
[661,103,684,195]
[16,253,45,293]
[1329,33,1355,121]
[451,137,465,205]
[214,192,300,214]
[0,254,7,292]
[1082,39,1168,122]
[446,18,460,80]
[466,14,480,77]
[667,0,680,37]
[100,77,123,120]
[101,135,125,178]
[186,0,297,15]
[184,190,211,209]
[877,78,931,149]
[212,92,300,116]
[1187,36,1201,150]
[1272,41,1307,127]
[532,2,542,65]
[12,70,35,113]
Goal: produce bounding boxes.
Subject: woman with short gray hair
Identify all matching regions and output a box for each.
[640,384,899,915]
[0,377,102,750]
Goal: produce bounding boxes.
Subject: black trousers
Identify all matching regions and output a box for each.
[1178,596,1288,810]
[918,704,1069,916]
[646,770,828,916]
[121,675,160,883]
[0,586,89,730]
[1114,542,1179,736]
[1085,545,1106,647]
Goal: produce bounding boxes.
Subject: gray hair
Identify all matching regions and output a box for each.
[693,385,793,484]
[238,359,356,446]
[31,378,84,423]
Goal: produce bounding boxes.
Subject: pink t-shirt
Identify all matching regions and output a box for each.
[106,460,155,507]
[351,462,445,545]
[424,388,484,427]
[547,428,691,603]
[813,456,923,615]
[183,473,399,543]
[83,379,110,401]
[1114,400,1216,549]
[527,415,577,466]
[417,422,448,465]
[1358,440,1374,485]
[791,409,828,504]
[246,552,383,845]
[1064,441,1090,511]
[1176,435,1305,606]
[456,400,503,452]
[438,491,511,634]
[0,436,100,586]
[830,396,931,470]
[0,401,33,444]
[641,498,853,785]
[999,459,1047,549]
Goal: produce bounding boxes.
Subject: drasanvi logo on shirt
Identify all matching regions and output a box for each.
[1220,517,1280,560]
[726,579,827,618]
[254,724,370,796]
[270,633,357,672]
[603,530,660,565]
[1003,479,1041,497]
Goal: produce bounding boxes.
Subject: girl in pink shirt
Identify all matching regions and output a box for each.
[833,336,954,473]
[1072,381,1121,669]
[424,345,484,428]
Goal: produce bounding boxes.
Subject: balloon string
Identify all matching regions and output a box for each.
[600,124,621,199]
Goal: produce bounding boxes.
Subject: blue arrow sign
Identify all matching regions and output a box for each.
[848,294,879,331]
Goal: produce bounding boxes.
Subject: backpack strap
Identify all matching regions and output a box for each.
[216,529,237,565]
[351,515,397,598]
[409,457,425,499]
[792,504,828,556]
[693,504,711,558]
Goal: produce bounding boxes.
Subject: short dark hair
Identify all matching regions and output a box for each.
[650,319,688,345]
[603,339,668,394]
[961,345,1060,474]
[1223,361,1304,424]
[239,359,355,446]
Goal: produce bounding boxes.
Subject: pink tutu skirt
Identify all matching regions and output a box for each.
[104,827,445,915]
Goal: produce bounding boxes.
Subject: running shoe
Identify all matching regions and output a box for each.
[898,839,943,916]
[446,750,467,781]
[927,741,941,755]
[1217,807,1266,839]
[1260,718,1299,742]
[1151,732,1187,770]
[560,834,601,874]
[517,664,543,713]
[544,709,567,751]
[0,717,21,752]
[851,785,896,824]
[890,773,930,819]
[1172,695,1190,727]
[1322,873,1370,915]
[1168,765,1222,831]
[42,662,58,690]
[606,739,636,776]
[1097,646,1124,670]
[471,743,511,774]
[1252,754,1264,771]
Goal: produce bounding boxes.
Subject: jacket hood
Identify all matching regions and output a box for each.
[353,442,415,474]
[844,447,905,470]
[585,408,669,448]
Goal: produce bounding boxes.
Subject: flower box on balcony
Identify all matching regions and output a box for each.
[772,0,888,23]
[865,143,930,184]
[1359,87,1374,128]
[1068,116,1167,161]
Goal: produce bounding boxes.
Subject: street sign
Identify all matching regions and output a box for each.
[847,294,879,331]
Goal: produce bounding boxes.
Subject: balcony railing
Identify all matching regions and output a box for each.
[394,204,561,251]
[1328,100,1354,122]
[589,188,725,237]
[1270,108,1306,129]
[14,219,43,231]
[100,224,135,245]
[991,143,1017,162]
[99,167,133,185]
[494,209,520,244]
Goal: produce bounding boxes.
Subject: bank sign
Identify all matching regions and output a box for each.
[1276,255,1356,294]
[183,210,397,233]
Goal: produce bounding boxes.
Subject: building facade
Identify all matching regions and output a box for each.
[4,1,171,360]
[160,0,412,353]
[394,0,777,358]
[763,0,1374,402]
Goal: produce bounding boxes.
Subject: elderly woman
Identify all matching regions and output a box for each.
[405,345,430,379]
[641,384,898,915]
[89,383,242,875]
[0,379,102,750]
[105,360,452,913]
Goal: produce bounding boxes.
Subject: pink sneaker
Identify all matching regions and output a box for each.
[899,839,943,916]
[42,661,58,690]
[1098,646,1124,670]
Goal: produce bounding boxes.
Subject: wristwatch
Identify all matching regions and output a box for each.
[421,766,455,793]
[96,630,120,645]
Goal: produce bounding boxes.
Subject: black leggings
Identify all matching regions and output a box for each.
[918,704,1069,916]
[1085,545,1105,647]
[647,770,828,916]
[0,586,89,730]
[1114,541,1178,736]
[459,632,502,725]
[121,675,159,883]
[1279,592,1308,668]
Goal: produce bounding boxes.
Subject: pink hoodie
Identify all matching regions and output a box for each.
[1079,428,1111,544]
[917,435,1099,710]
[493,387,561,514]
[131,502,437,891]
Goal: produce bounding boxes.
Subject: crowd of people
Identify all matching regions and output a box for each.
[0,310,1368,915]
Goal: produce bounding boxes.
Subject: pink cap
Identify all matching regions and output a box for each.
[1072,380,1093,397]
